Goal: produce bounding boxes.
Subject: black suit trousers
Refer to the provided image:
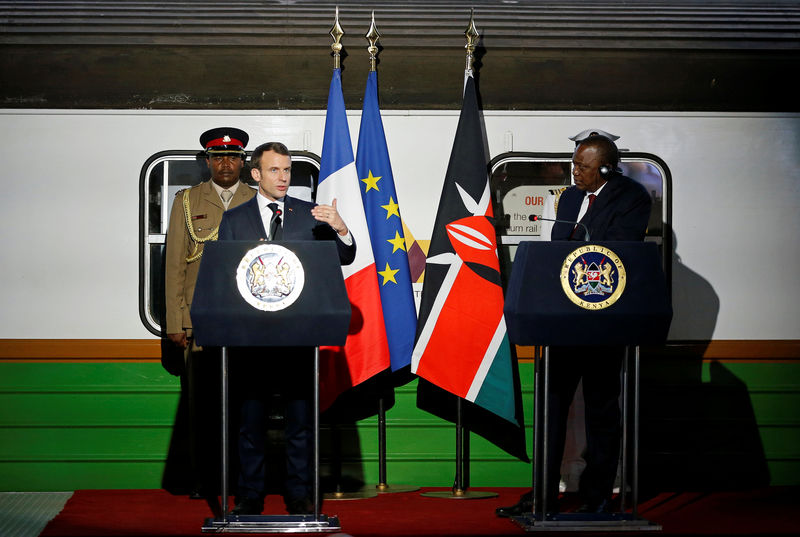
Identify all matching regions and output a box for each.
[230,347,314,502]
[545,345,623,505]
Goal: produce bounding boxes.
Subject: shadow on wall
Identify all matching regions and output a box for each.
[317,370,405,493]
[639,230,769,495]
[667,230,719,342]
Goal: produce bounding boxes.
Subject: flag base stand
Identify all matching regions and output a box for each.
[323,489,378,500]
[372,483,420,494]
[361,398,420,495]
[421,488,497,500]
[511,512,661,532]
[421,399,496,500]
[202,514,341,533]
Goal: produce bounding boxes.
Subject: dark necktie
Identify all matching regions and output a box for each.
[268,202,282,241]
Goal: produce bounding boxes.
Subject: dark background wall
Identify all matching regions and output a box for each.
[2,0,799,111]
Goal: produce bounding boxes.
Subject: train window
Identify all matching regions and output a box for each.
[489,152,671,282]
[138,151,320,336]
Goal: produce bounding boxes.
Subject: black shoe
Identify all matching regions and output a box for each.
[230,497,263,515]
[286,496,315,515]
[495,490,534,517]
[576,498,611,514]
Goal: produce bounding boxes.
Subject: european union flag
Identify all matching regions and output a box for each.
[355,70,417,371]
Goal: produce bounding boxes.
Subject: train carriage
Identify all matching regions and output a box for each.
[1,0,798,492]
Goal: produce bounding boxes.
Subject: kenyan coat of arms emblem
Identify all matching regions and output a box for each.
[236,244,304,311]
[560,245,626,310]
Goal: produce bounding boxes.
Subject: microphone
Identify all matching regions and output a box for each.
[274,208,282,217]
[529,214,590,241]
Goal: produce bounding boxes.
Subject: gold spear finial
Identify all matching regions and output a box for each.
[330,6,344,69]
[366,11,381,72]
[465,8,479,72]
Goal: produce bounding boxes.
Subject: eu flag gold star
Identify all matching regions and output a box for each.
[378,262,399,285]
[381,196,400,219]
[387,231,407,253]
[361,170,381,192]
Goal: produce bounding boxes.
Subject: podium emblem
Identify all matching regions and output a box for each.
[236,244,305,311]
[560,245,626,310]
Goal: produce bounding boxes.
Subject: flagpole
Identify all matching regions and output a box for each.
[464,8,479,78]
[320,7,377,502]
[419,9,497,501]
[330,6,343,70]
[360,12,419,496]
[320,7,401,501]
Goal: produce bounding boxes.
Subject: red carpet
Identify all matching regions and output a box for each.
[41,487,800,536]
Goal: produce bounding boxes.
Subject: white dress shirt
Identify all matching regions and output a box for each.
[576,180,607,222]
[258,194,284,239]
[257,192,353,244]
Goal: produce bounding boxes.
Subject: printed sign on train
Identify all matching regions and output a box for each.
[500,185,556,236]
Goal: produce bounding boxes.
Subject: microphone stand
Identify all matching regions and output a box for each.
[529,215,590,241]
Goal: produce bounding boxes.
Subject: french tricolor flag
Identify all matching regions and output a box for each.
[317,68,390,409]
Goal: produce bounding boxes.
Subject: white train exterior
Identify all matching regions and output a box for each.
[0,109,797,342]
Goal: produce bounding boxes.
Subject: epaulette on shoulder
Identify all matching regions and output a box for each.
[552,186,568,214]
[175,183,204,198]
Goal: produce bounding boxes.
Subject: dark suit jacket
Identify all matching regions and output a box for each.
[218,194,356,265]
[551,173,651,242]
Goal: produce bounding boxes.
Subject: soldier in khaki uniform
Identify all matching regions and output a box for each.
[164,127,256,498]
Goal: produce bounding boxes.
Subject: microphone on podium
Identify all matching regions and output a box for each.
[529,214,590,241]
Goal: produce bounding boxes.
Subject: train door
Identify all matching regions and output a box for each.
[488,152,671,286]
[138,150,320,336]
